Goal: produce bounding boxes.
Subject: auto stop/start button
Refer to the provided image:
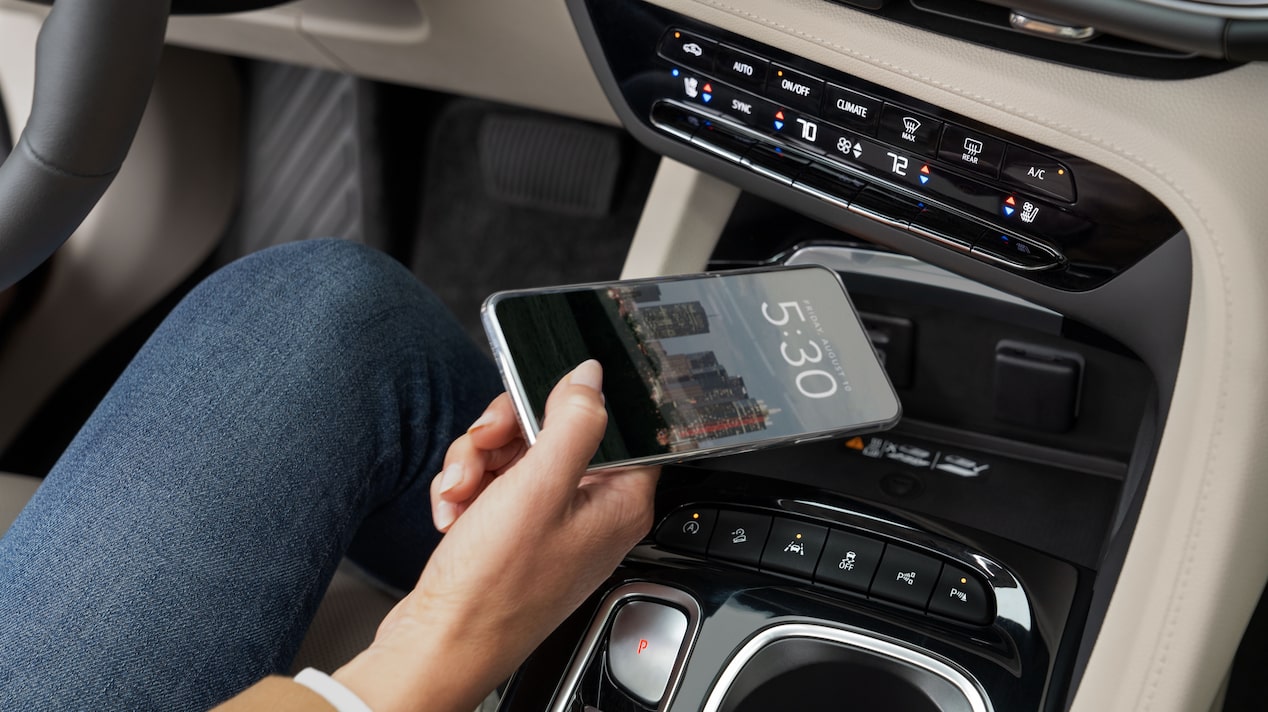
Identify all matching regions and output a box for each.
[608,601,689,706]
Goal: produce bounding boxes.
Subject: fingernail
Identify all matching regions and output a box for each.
[435,500,457,531]
[570,359,603,393]
[439,462,464,495]
[467,411,496,433]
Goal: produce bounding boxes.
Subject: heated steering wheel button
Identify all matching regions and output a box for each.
[608,601,689,706]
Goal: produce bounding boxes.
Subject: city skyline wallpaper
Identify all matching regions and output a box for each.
[487,268,899,466]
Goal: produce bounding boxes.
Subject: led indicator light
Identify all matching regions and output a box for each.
[1005,195,1017,206]
[702,83,712,93]
[1058,169,1065,175]
[775,110,785,120]
[671,68,680,77]
[1003,206,1015,217]
[702,93,712,103]
[777,69,784,77]
[960,578,968,584]
[674,31,681,38]
[920,164,930,174]
[692,512,700,519]
[795,533,803,539]
[919,175,930,185]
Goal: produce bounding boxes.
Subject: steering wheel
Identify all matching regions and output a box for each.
[0,0,290,292]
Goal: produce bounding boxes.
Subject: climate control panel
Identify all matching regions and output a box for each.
[577,1,1182,291]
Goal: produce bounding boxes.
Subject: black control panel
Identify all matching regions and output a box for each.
[656,505,994,625]
[575,1,1182,291]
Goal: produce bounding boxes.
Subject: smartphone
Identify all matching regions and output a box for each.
[481,265,900,470]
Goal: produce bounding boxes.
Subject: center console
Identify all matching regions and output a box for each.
[492,1,1191,711]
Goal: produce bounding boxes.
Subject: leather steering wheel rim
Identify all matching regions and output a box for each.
[0,0,172,291]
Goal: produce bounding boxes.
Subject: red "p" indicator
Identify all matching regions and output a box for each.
[637,639,650,655]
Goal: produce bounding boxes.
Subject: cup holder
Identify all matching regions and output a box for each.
[704,624,989,712]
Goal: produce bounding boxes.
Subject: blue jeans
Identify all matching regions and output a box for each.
[0,240,502,710]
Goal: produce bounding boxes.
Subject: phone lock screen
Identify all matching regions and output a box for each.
[484,265,900,468]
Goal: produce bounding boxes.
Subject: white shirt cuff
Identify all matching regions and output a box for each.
[294,667,374,712]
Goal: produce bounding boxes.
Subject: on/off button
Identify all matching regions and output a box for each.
[765,64,824,113]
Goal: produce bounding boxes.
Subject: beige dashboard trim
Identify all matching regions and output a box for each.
[641,1,1268,711]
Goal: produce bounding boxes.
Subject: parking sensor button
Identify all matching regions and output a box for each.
[870,545,942,610]
[608,601,689,706]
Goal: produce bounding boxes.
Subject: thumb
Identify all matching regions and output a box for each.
[517,360,609,502]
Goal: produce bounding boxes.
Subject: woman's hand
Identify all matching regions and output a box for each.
[333,361,659,712]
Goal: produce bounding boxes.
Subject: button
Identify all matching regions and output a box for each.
[608,601,689,706]
[760,518,828,578]
[814,530,885,593]
[691,122,755,163]
[650,101,704,142]
[778,110,830,154]
[972,232,1062,271]
[939,124,1005,176]
[1001,146,1075,202]
[765,64,824,113]
[658,29,717,71]
[908,208,987,252]
[817,123,875,172]
[713,44,768,91]
[793,161,866,209]
[822,84,882,134]
[848,187,924,229]
[656,508,717,555]
[927,565,993,624]
[708,511,773,566]
[919,165,1009,214]
[870,545,942,609]
[997,194,1090,239]
[673,71,714,107]
[710,84,779,130]
[878,104,942,156]
[741,142,810,185]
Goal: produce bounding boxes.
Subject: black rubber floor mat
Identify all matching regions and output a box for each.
[410,99,659,346]
[478,114,621,217]
[215,63,386,264]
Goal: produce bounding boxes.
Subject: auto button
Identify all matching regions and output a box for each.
[608,601,689,706]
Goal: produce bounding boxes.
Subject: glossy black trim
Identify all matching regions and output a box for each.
[584,1,1181,292]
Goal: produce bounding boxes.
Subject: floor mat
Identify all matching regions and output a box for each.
[410,99,658,346]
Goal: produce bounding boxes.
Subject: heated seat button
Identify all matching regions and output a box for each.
[927,565,993,624]
[714,44,769,91]
[765,64,824,113]
[608,601,689,706]
[658,29,717,71]
[1001,146,1076,202]
[814,530,885,593]
[870,545,942,610]
[760,518,828,578]
[939,124,1005,176]
[708,510,773,566]
[655,508,717,555]
[878,104,942,156]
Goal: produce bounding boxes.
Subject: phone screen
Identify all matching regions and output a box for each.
[485,265,899,468]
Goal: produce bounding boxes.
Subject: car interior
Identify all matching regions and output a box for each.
[1,0,1267,710]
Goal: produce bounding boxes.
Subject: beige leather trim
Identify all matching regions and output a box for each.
[643,1,1268,710]
[0,42,241,451]
[621,158,741,279]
